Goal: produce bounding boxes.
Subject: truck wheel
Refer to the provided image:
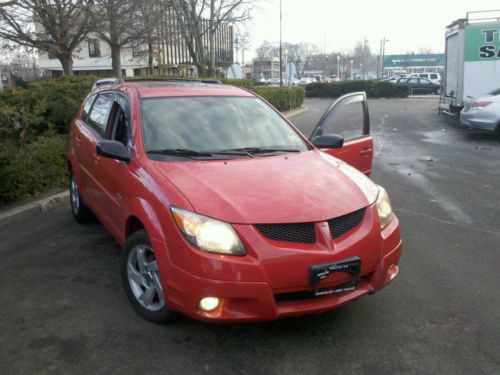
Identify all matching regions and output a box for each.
[69,171,92,223]
[121,230,173,324]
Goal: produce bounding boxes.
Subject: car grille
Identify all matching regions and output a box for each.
[254,207,367,244]
[328,208,366,239]
[255,223,316,244]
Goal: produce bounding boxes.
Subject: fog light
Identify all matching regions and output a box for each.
[199,297,220,312]
[386,264,399,282]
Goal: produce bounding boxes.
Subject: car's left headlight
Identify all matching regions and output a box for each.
[376,186,393,229]
[170,206,246,256]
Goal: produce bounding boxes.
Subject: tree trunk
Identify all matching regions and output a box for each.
[209,0,216,77]
[111,44,122,77]
[60,55,74,76]
[148,39,154,75]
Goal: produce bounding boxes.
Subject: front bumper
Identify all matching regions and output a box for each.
[153,209,403,322]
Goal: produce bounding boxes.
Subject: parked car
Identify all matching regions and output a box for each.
[418,73,441,85]
[266,78,283,86]
[395,77,441,94]
[382,74,406,83]
[91,77,124,90]
[298,77,315,86]
[68,80,402,323]
[460,88,500,132]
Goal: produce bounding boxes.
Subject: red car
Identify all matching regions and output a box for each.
[68,79,402,323]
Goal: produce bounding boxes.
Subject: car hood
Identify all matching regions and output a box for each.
[154,150,379,224]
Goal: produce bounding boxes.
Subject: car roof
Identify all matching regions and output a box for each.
[92,80,254,99]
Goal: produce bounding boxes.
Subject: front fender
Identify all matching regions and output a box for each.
[125,197,168,245]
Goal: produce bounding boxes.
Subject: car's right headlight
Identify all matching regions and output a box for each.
[376,186,393,229]
[170,206,246,256]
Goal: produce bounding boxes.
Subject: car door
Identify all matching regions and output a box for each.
[82,91,115,219]
[309,92,373,176]
[92,93,133,239]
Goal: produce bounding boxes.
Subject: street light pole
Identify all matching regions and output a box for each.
[381,38,389,78]
[279,0,283,87]
[336,55,340,80]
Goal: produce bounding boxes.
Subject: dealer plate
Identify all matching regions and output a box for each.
[309,257,361,296]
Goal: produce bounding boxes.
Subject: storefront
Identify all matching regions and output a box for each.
[383,54,444,76]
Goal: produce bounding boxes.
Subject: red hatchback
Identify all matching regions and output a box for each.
[68,79,402,323]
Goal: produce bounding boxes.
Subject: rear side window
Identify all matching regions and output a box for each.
[430,74,438,79]
[81,94,96,120]
[88,93,114,137]
[408,78,419,84]
[419,79,431,85]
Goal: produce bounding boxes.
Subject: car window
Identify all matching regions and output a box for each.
[140,96,308,154]
[419,79,431,85]
[408,78,419,84]
[320,100,365,140]
[397,78,408,83]
[88,93,114,137]
[81,94,96,121]
[107,98,131,148]
[430,74,438,79]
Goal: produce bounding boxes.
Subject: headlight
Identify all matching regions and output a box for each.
[376,186,393,229]
[170,207,245,256]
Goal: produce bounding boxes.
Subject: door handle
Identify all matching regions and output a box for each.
[75,135,82,143]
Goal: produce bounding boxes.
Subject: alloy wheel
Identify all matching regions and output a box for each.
[127,245,165,312]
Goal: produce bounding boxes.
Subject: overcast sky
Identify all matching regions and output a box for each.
[244,0,500,58]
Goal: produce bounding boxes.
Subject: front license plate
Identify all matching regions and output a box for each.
[309,257,361,296]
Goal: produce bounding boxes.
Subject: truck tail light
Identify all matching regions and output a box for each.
[471,101,492,109]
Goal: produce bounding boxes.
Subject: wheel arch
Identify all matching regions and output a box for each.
[124,197,167,245]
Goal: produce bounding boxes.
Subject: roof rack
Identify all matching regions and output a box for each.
[124,77,222,85]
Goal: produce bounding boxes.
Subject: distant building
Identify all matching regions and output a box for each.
[383,53,445,76]
[38,6,234,77]
[253,56,280,80]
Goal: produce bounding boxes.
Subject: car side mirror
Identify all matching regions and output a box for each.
[311,134,344,149]
[96,140,131,163]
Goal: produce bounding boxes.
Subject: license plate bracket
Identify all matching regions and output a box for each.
[309,257,361,296]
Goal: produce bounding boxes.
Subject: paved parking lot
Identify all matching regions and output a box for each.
[0,98,499,374]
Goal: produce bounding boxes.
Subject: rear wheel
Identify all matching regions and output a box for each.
[69,171,92,223]
[121,230,173,323]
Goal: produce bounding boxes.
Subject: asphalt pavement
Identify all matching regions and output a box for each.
[0,98,499,374]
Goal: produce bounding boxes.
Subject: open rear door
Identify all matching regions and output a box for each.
[309,92,373,176]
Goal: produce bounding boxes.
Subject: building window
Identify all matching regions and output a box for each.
[88,39,101,58]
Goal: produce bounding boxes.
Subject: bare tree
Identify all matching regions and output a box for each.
[170,0,251,77]
[0,0,94,75]
[234,29,250,64]
[91,0,142,76]
[135,0,164,75]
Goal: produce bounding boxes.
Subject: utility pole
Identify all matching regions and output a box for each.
[381,38,389,78]
[279,0,283,87]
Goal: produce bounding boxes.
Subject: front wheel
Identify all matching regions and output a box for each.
[121,230,173,323]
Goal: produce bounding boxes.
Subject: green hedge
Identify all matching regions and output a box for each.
[0,77,305,204]
[252,87,305,111]
[305,80,409,98]
[0,135,68,203]
[0,76,95,140]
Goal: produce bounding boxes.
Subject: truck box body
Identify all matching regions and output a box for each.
[440,11,500,114]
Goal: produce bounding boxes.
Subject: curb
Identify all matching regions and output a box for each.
[283,106,309,118]
[0,190,69,229]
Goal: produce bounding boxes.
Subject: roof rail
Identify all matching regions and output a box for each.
[124,77,222,85]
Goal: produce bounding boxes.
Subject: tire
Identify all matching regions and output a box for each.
[69,171,92,223]
[121,230,173,323]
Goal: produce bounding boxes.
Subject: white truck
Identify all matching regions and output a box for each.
[439,10,500,115]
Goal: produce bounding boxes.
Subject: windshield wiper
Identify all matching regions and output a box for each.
[147,148,253,159]
[224,147,302,155]
[147,148,214,158]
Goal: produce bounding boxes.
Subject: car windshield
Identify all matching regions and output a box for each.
[140,96,309,156]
